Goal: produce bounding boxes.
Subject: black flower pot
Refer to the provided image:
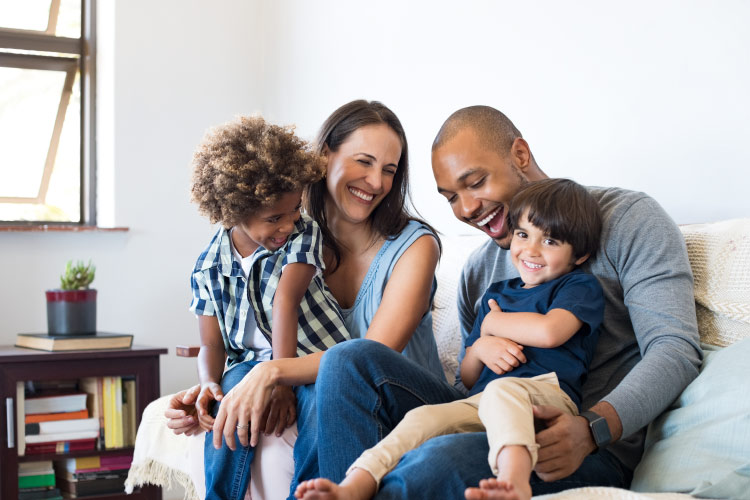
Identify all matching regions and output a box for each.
[46,289,97,335]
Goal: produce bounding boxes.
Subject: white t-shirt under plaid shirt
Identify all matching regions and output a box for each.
[189,214,350,367]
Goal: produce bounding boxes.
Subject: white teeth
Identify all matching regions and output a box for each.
[476,207,501,227]
[523,260,543,269]
[349,187,374,201]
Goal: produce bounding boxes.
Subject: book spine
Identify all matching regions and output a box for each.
[103,377,113,448]
[24,409,89,424]
[24,438,96,455]
[18,473,56,489]
[114,376,123,447]
[16,381,26,456]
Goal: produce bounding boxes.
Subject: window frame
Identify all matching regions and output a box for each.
[0,0,97,227]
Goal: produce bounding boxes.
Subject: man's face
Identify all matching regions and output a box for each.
[432,128,529,248]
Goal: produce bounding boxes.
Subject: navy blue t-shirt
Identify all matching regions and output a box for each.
[465,269,604,408]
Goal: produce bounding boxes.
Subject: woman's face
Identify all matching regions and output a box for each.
[324,123,402,225]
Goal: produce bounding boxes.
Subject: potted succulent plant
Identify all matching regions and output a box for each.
[46,260,97,336]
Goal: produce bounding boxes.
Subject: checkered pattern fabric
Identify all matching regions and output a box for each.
[248,214,350,355]
[190,226,258,366]
[190,214,349,366]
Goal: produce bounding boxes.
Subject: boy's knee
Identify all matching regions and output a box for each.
[483,377,526,395]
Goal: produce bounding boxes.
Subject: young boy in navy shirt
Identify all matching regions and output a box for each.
[295,178,603,500]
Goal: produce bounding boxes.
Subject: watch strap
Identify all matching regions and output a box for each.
[580,410,612,453]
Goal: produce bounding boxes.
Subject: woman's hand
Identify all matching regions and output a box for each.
[261,385,297,437]
[164,385,203,436]
[195,381,223,432]
[212,361,279,450]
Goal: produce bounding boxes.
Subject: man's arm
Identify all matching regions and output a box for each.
[598,197,702,438]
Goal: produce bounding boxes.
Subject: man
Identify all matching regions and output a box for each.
[313,105,702,498]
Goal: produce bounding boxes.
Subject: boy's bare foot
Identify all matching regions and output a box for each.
[294,469,377,500]
[465,478,532,500]
[295,478,344,500]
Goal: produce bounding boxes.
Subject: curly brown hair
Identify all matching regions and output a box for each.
[191,115,326,228]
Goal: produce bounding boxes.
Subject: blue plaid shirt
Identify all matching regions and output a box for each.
[190,214,350,366]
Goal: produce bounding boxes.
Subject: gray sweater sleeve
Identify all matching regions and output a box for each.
[600,196,703,439]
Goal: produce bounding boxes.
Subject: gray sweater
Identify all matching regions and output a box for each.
[456,187,703,471]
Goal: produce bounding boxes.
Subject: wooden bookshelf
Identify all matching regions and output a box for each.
[0,345,166,500]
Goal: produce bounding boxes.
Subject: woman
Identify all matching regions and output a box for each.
[165,100,445,498]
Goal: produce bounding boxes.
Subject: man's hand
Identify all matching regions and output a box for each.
[532,405,596,481]
[261,385,297,437]
[164,384,203,436]
[474,335,526,375]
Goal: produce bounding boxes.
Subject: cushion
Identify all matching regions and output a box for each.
[680,218,750,347]
[535,486,693,499]
[631,338,750,497]
[432,234,485,383]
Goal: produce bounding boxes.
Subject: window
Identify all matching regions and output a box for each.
[0,0,95,225]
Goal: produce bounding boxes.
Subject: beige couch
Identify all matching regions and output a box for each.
[126,218,750,500]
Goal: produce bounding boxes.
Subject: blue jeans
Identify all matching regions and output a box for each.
[292,339,464,487]
[204,360,259,500]
[205,361,317,500]
[297,339,632,497]
[376,432,632,498]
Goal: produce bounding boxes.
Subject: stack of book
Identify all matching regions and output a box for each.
[54,454,132,498]
[24,393,98,455]
[80,376,137,449]
[18,461,62,500]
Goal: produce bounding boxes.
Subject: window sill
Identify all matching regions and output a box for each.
[0,225,129,232]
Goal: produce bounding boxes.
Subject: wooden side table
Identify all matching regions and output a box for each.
[0,344,167,500]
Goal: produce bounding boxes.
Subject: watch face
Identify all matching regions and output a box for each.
[590,417,611,447]
[582,411,611,449]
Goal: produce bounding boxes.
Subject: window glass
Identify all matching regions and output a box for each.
[0,1,53,32]
[0,0,88,224]
[56,0,82,37]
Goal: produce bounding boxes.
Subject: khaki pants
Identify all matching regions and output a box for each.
[349,372,578,485]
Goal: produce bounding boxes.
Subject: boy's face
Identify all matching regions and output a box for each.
[510,210,589,288]
[237,191,303,252]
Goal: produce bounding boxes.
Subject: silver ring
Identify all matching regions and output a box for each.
[236,424,249,430]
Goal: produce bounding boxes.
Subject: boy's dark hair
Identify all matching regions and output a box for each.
[191,115,326,228]
[508,178,602,260]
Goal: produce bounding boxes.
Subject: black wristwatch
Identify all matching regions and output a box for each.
[580,410,612,453]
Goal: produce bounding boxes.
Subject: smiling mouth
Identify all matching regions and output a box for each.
[348,187,374,202]
[522,260,544,270]
[476,207,501,227]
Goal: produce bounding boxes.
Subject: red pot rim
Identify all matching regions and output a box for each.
[46,289,97,302]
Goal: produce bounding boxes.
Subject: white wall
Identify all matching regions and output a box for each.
[260,0,750,236]
[2,1,749,400]
[0,1,265,402]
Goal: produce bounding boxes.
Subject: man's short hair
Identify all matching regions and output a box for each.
[432,105,522,156]
[508,178,602,260]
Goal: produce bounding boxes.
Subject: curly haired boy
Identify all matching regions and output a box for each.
[189,115,350,500]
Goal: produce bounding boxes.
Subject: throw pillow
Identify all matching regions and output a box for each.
[631,339,750,498]
[680,218,750,347]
